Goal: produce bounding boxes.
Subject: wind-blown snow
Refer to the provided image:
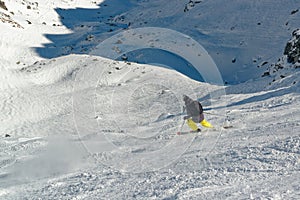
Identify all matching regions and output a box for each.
[0,0,299,199]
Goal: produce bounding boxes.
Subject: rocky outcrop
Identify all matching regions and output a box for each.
[184,0,202,12]
[261,29,300,84]
[0,1,7,11]
[284,29,300,64]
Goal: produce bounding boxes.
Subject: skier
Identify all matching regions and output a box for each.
[183,95,213,132]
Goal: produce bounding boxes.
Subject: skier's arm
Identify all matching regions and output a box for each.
[198,102,203,114]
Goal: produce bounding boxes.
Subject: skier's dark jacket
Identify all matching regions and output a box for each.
[183,95,204,123]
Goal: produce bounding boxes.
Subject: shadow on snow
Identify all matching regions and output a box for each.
[34,0,204,82]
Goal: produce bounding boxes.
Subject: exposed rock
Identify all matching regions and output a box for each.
[0,1,7,11]
[0,12,23,28]
[262,29,300,82]
[291,9,299,15]
[184,0,202,12]
[261,71,270,77]
[284,29,300,64]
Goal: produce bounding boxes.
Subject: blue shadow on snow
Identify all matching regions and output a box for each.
[34,0,205,82]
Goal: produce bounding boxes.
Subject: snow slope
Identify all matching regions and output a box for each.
[0,0,300,199]
[1,0,299,83]
[33,0,300,83]
[0,53,299,199]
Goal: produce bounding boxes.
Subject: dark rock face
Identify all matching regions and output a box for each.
[284,29,300,64]
[0,1,7,11]
[184,0,202,12]
[261,29,300,81]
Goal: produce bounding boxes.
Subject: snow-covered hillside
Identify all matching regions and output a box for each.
[0,0,299,199]
[1,0,300,83]
[1,52,299,199]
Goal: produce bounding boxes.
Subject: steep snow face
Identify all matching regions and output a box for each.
[1,0,299,83]
[30,0,300,83]
[118,0,300,84]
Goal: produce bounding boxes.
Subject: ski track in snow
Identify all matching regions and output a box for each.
[0,0,300,199]
[0,55,298,199]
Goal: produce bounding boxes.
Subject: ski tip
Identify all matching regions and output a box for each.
[223,125,234,129]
